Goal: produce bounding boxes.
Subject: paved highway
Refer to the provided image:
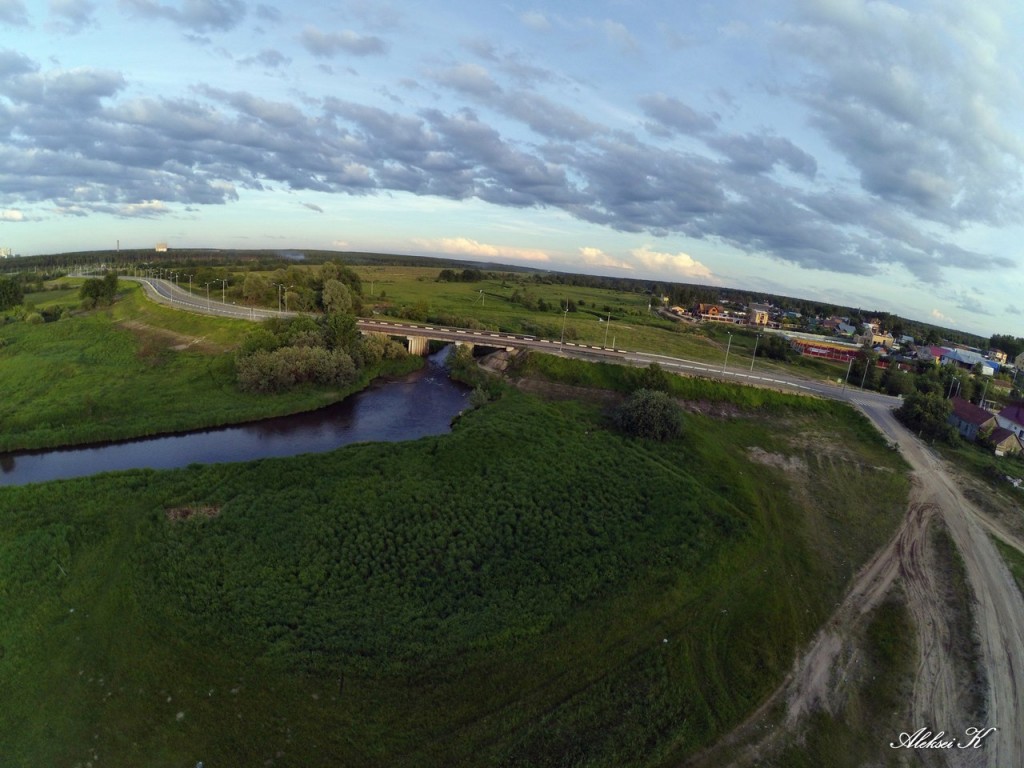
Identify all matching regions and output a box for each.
[124,275,901,412]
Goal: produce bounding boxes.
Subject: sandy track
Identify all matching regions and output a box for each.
[688,400,1023,767]
[859,401,1024,768]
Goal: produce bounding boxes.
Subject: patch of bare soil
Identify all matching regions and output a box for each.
[119,319,221,353]
[165,505,221,522]
[513,377,622,405]
[688,400,1017,767]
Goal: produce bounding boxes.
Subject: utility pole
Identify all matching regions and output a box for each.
[842,356,854,392]
[750,333,761,372]
[722,332,732,373]
[603,310,611,348]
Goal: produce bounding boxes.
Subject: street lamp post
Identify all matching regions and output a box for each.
[750,333,761,372]
[722,332,732,373]
[218,278,227,304]
[204,282,211,309]
[842,356,854,392]
[603,310,611,348]
[560,299,569,344]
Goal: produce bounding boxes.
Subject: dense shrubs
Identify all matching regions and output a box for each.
[895,391,955,441]
[614,388,684,441]
[235,313,407,393]
[79,271,118,308]
[235,346,357,393]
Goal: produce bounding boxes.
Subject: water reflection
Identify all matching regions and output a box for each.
[1,347,468,486]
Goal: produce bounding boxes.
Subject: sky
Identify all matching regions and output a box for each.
[2,0,1024,337]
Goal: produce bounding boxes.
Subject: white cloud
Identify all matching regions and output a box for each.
[930,308,955,324]
[520,11,550,31]
[579,246,633,270]
[629,246,714,279]
[414,237,549,262]
[0,209,25,221]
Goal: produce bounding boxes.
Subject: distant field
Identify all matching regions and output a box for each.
[0,281,418,452]
[0,376,909,767]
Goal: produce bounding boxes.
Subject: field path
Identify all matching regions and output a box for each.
[687,399,1024,767]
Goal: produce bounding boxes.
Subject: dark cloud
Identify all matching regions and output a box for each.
[638,94,717,137]
[429,61,598,141]
[780,2,1024,229]
[240,48,291,69]
[254,3,280,22]
[0,49,1014,288]
[301,201,324,213]
[300,27,387,58]
[0,0,28,26]
[0,48,37,77]
[708,133,817,178]
[49,0,97,33]
[118,0,246,32]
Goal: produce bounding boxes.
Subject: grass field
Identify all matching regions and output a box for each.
[0,375,909,766]
[0,281,420,452]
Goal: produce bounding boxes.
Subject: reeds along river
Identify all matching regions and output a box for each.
[0,347,469,487]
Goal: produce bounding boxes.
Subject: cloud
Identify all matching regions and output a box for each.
[240,48,291,69]
[301,201,324,213]
[520,11,550,31]
[0,0,28,26]
[254,3,279,22]
[1,209,25,221]
[49,0,97,33]
[779,0,1024,227]
[579,246,633,270]
[590,18,639,54]
[931,308,955,324]
[638,94,717,137]
[629,246,714,279]
[300,27,387,57]
[1006,304,1023,316]
[414,237,549,262]
[118,0,246,32]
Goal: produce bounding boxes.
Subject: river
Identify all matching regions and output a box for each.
[0,347,469,486]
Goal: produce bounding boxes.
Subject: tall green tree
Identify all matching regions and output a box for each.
[0,276,23,310]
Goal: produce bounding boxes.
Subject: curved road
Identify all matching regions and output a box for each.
[127,275,1022,765]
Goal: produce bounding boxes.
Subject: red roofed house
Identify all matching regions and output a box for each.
[948,397,996,442]
[997,402,1024,440]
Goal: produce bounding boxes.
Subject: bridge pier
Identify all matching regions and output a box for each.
[406,335,430,356]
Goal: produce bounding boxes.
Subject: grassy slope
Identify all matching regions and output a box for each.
[0,282,419,452]
[0,381,909,767]
[355,265,845,379]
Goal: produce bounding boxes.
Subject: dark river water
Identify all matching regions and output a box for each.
[0,347,469,487]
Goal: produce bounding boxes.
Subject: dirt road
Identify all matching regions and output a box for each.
[688,397,1024,768]
[857,399,1024,768]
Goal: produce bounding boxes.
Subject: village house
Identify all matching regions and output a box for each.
[947,397,997,442]
[997,402,1024,440]
[747,303,771,326]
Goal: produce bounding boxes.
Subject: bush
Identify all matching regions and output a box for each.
[614,389,684,441]
[895,391,955,441]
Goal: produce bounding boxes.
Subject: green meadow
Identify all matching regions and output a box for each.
[0,373,909,766]
[0,281,418,452]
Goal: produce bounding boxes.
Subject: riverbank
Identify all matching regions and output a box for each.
[0,282,423,452]
[0,382,909,767]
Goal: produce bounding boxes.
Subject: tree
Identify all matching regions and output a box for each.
[614,389,683,441]
[0,276,23,310]
[895,391,954,441]
[633,362,671,392]
[322,279,353,315]
[881,366,914,397]
[79,271,118,308]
